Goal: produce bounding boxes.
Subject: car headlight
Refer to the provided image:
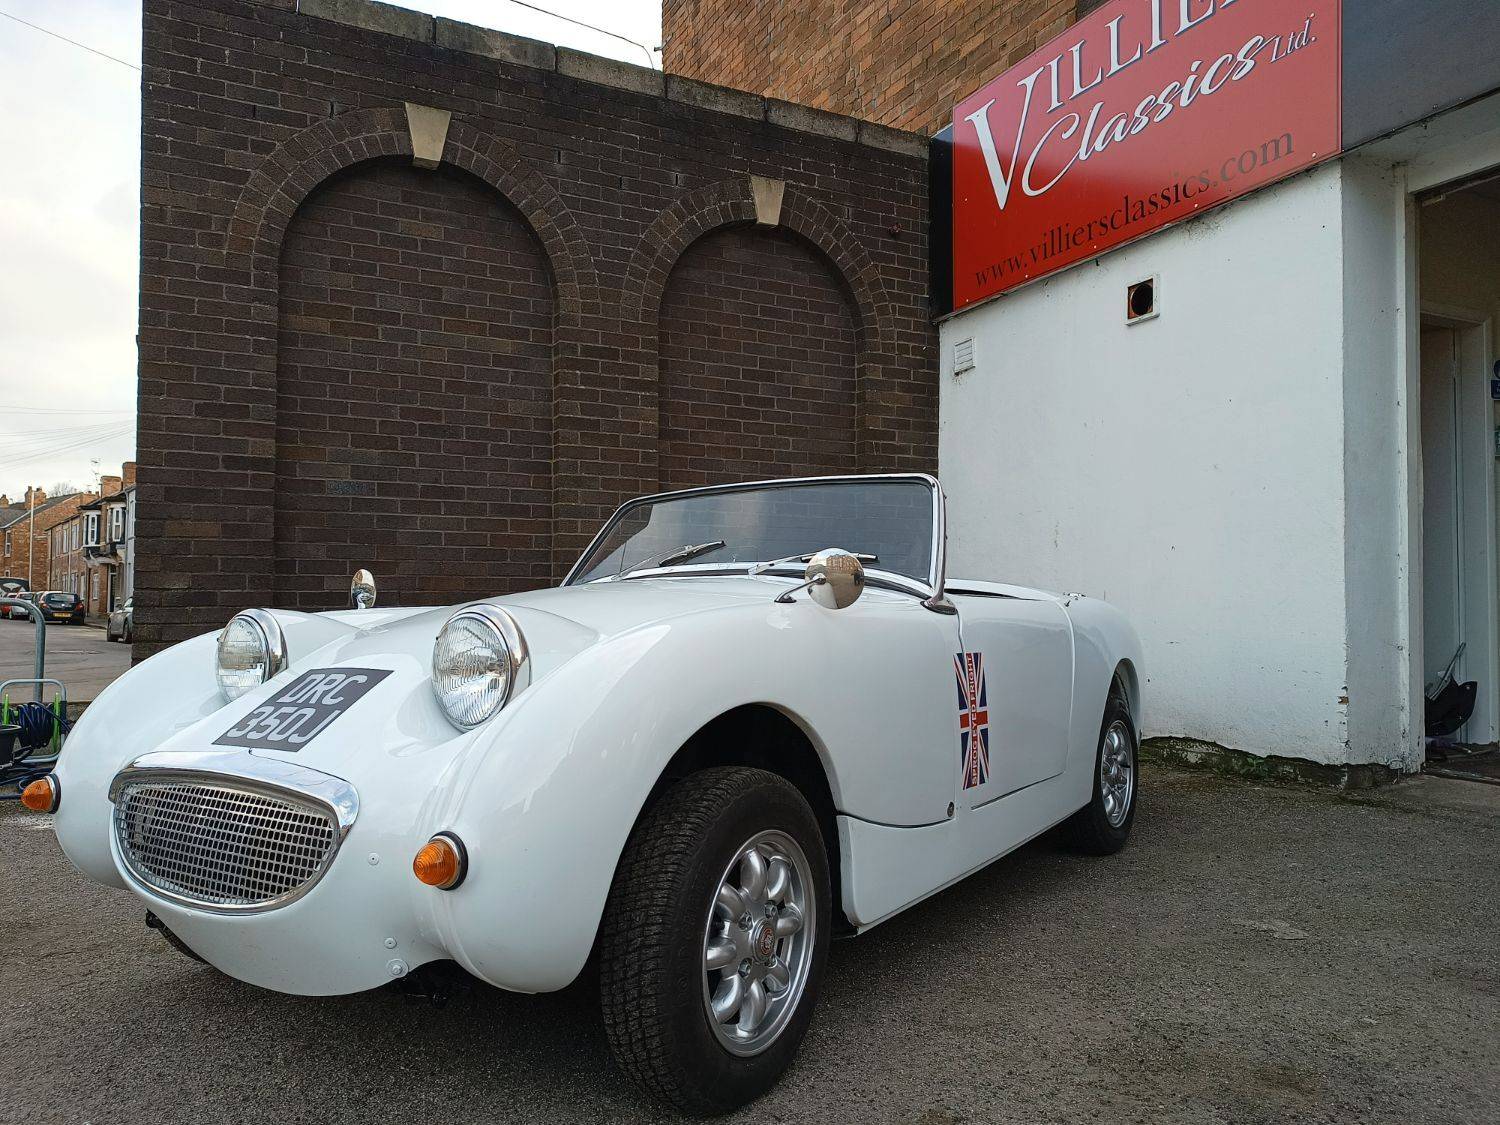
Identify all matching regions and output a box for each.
[216,609,288,702]
[432,605,530,729]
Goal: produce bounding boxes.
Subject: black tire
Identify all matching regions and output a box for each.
[598,766,831,1115]
[1063,692,1138,855]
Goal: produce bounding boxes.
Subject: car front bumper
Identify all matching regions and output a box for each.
[104,750,448,995]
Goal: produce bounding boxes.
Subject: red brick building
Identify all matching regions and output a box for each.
[0,488,97,595]
[135,0,937,654]
[663,0,1106,134]
[45,466,136,618]
[48,471,132,621]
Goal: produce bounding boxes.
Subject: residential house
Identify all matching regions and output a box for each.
[50,464,136,617]
[82,463,136,616]
[1,487,97,592]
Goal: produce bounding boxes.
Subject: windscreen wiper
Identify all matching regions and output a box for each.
[748,552,878,576]
[615,540,728,580]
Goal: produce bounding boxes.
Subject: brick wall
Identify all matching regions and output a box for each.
[662,0,1086,134]
[274,161,555,610]
[136,0,936,653]
[658,226,859,489]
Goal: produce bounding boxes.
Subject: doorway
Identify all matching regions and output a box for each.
[1417,175,1500,759]
[1419,317,1495,745]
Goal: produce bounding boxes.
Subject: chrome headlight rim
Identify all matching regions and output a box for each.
[431,604,531,730]
[216,608,288,702]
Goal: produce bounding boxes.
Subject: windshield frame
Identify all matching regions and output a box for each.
[563,474,952,608]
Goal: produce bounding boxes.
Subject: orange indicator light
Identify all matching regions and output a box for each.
[412,834,465,889]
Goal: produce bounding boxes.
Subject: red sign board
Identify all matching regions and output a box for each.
[952,0,1342,310]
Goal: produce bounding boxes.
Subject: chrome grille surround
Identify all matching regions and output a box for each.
[109,754,358,914]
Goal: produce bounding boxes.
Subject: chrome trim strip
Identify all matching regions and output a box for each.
[922,485,957,615]
[108,751,358,915]
[563,474,952,610]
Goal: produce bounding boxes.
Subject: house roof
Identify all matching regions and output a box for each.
[0,495,75,531]
[79,484,135,512]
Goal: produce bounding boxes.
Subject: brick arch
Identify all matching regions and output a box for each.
[225,108,597,314]
[624,178,902,474]
[622,178,892,354]
[214,107,606,599]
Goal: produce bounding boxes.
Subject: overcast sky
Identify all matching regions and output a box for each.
[0,0,660,501]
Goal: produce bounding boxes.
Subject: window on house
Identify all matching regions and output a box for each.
[3,531,9,555]
[108,506,124,543]
[84,512,100,547]
[71,522,79,550]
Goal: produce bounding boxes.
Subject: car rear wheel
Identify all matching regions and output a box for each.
[1063,692,1138,855]
[598,766,830,1114]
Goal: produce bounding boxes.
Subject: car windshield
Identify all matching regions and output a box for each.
[43,594,73,605]
[570,478,937,586]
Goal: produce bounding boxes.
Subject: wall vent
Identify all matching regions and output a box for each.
[1127,276,1159,324]
[953,337,976,375]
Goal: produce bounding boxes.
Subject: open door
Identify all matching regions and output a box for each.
[1421,325,1463,707]
[1418,315,1498,746]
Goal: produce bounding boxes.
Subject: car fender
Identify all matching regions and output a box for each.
[425,607,867,993]
[1059,596,1144,804]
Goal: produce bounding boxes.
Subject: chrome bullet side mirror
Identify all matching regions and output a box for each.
[350,569,377,610]
[774,548,864,609]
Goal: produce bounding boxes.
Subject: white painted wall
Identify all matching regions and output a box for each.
[1339,156,1415,769]
[940,164,1360,763]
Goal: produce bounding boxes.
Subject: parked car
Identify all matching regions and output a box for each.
[33,475,1142,1113]
[36,591,86,625]
[106,597,133,643]
[0,578,32,619]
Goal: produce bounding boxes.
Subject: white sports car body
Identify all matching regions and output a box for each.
[38,474,1142,1111]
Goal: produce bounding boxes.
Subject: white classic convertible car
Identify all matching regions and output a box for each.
[28,474,1142,1113]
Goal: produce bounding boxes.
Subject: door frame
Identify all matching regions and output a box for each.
[1419,303,1498,745]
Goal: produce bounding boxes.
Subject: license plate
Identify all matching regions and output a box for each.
[213,667,392,751]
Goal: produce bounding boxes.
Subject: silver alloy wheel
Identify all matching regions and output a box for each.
[701,829,815,1057]
[1100,718,1135,828]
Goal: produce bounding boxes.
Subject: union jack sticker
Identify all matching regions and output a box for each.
[955,651,989,790]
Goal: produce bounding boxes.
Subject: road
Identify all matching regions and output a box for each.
[0,617,131,703]
[2,766,1497,1124]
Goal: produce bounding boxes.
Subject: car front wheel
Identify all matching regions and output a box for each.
[598,766,830,1114]
[1064,692,1138,854]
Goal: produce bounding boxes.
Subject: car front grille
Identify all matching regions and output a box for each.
[113,777,342,910]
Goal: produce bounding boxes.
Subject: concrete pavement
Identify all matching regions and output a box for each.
[1,766,1496,1124]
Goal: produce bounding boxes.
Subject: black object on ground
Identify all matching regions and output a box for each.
[1425,679,1477,738]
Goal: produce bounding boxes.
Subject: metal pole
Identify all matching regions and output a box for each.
[27,491,34,587]
[0,597,46,701]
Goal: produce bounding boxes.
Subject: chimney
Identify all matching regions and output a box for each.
[23,486,46,507]
[122,461,137,489]
[99,475,123,498]
[0,495,9,509]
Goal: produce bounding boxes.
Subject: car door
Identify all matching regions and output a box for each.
[950,592,1074,810]
[807,589,964,827]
